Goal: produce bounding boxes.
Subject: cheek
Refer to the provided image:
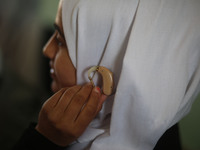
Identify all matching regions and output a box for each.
[54,53,69,83]
[54,50,76,87]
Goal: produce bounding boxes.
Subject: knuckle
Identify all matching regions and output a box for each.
[41,102,51,114]
[83,84,93,92]
[91,92,100,102]
[74,85,82,90]
[85,104,97,116]
[73,93,85,103]
[64,85,81,97]
[66,88,76,96]
[71,85,82,92]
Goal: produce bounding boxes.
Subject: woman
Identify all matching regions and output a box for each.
[14,0,200,149]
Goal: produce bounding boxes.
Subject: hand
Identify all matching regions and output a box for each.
[35,83,107,146]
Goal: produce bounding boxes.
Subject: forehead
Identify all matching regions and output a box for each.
[55,0,63,32]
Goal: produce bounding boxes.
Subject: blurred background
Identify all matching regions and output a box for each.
[0,0,57,149]
[0,0,199,149]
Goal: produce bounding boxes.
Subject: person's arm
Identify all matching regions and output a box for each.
[13,123,67,150]
[14,83,107,149]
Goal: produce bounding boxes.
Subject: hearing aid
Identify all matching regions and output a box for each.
[88,66,114,96]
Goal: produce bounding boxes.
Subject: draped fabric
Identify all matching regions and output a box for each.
[62,0,200,149]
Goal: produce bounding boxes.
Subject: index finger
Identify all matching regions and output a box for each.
[75,87,100,126]
[43,88,67,110]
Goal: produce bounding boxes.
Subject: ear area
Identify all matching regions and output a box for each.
[88,66,114,96]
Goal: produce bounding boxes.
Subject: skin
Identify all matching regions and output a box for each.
[36,0,107,147]
[42,0,76,93]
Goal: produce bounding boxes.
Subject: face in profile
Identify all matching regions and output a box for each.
[43,0,76,93]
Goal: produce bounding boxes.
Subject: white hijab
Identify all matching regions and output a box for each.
[62,0,200,149]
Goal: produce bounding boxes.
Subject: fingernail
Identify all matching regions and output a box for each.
[95,87,101,93]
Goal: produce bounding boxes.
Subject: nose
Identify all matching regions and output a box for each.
[43,33,57,59]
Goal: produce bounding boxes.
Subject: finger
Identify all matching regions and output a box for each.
[96,94,107,115]
[54,85,82,112]
[44,88,67,109]
[64,83,93,120]
[75,87,100,126]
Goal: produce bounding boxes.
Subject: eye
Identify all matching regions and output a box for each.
[56,34,64,47]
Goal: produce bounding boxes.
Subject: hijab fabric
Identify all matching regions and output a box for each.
[62,0,200,149]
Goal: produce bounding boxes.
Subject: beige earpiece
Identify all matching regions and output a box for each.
[88,66,114,95]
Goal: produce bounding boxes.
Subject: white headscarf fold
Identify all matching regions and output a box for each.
[62,0,200,149]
